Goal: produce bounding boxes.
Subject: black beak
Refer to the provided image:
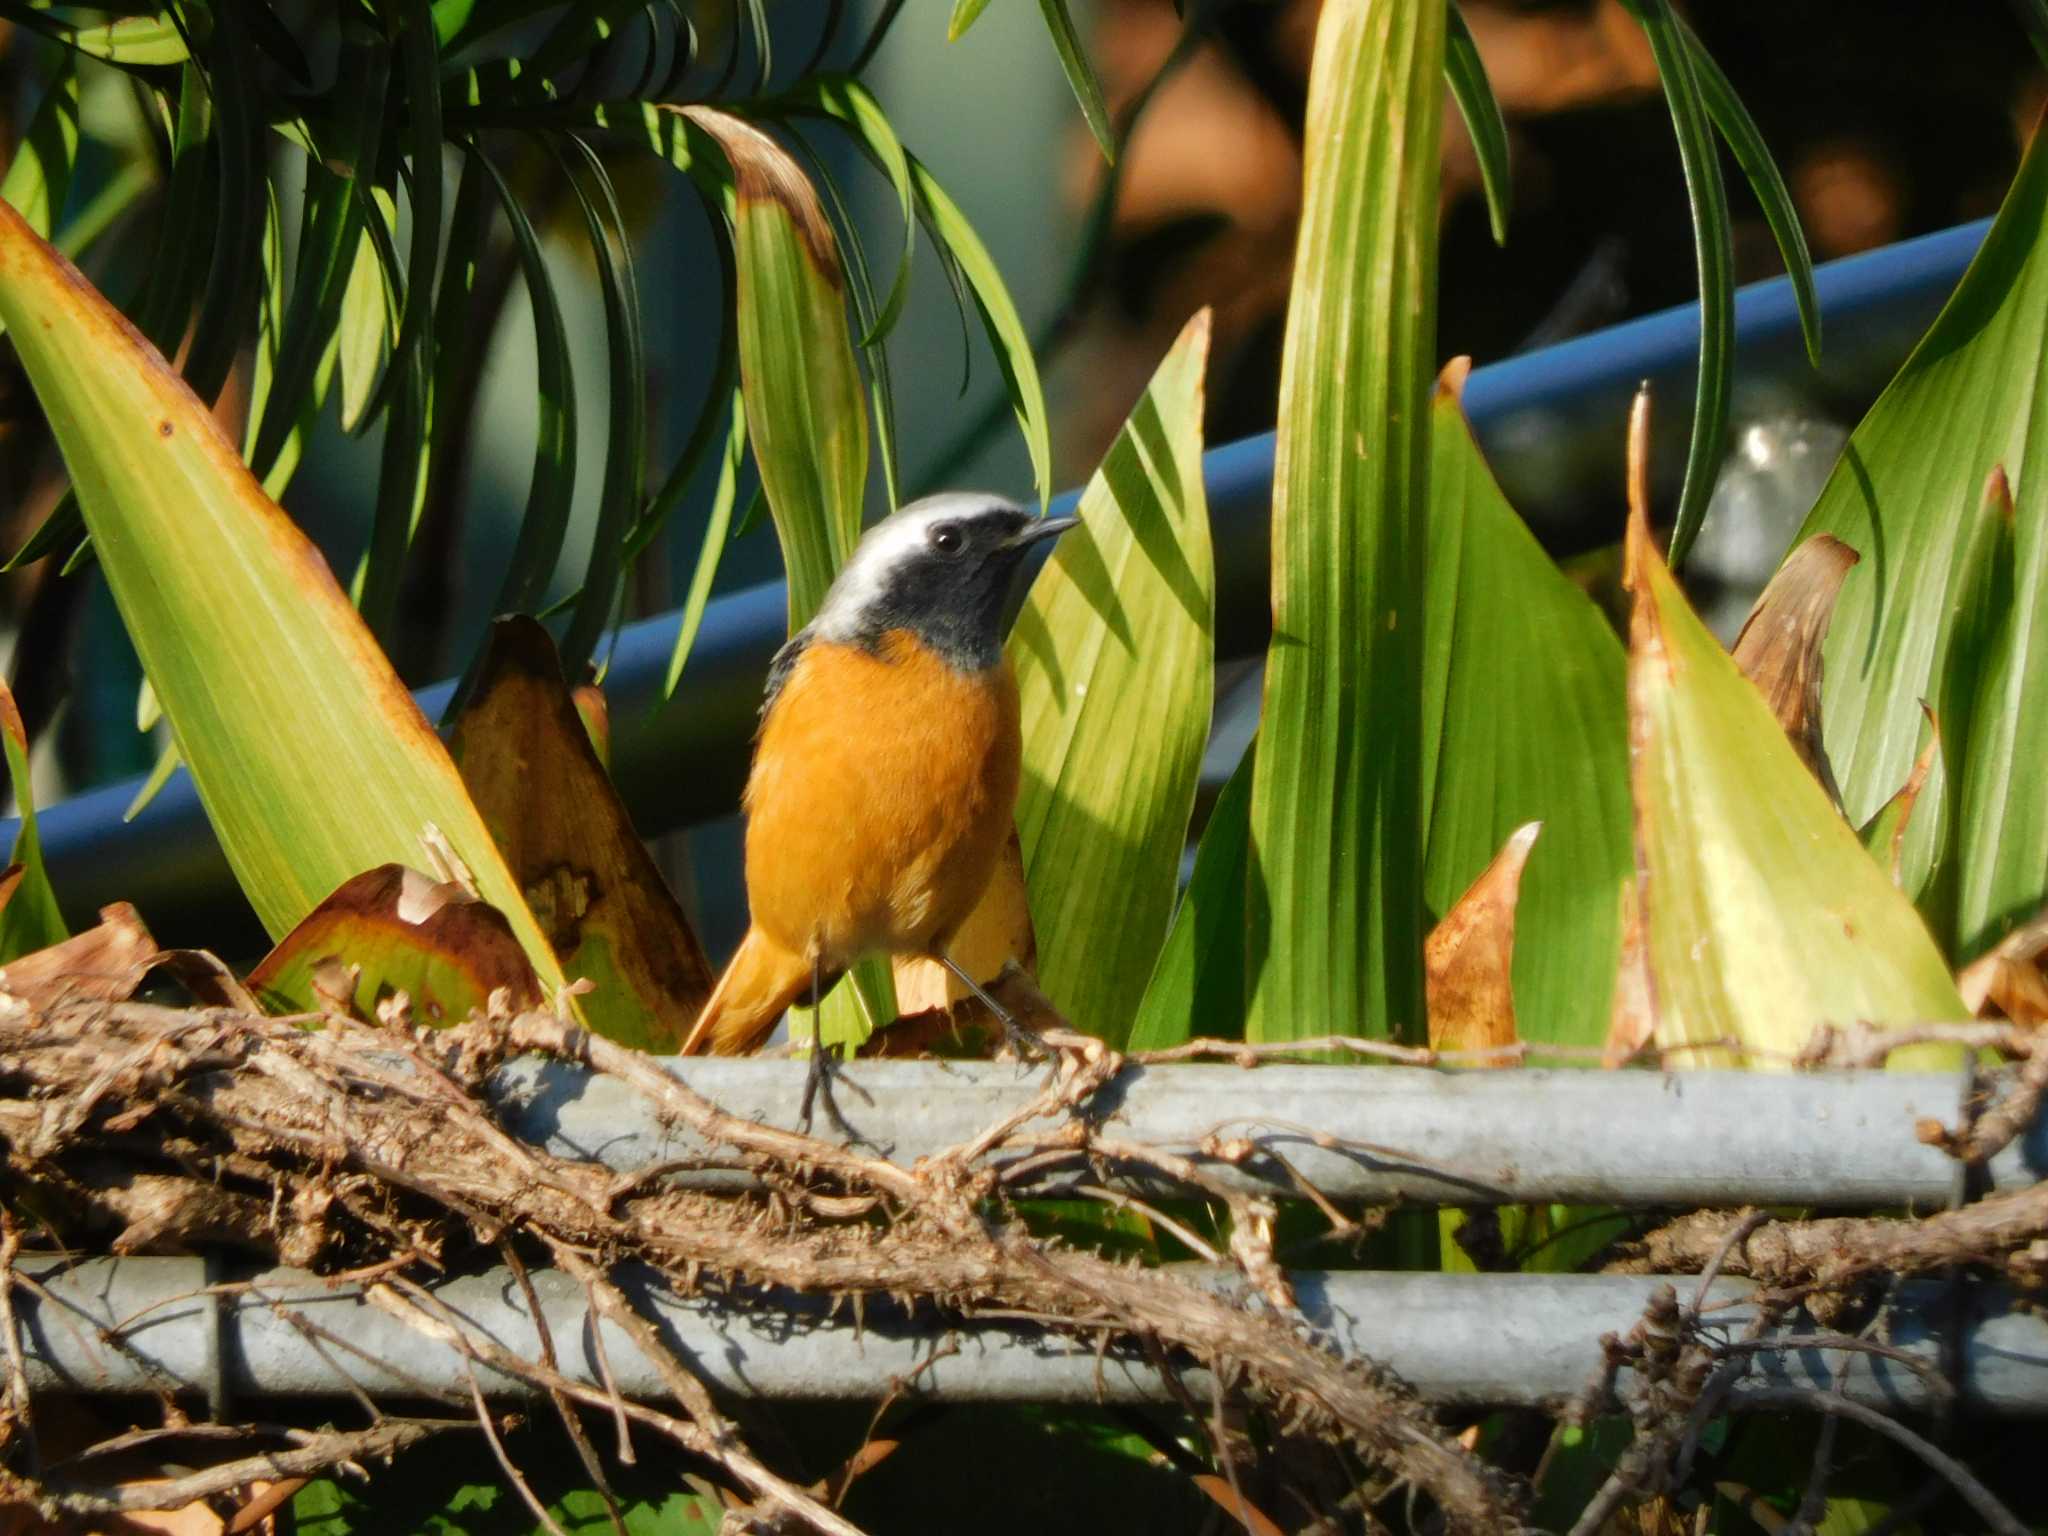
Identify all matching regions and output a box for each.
[1005,514,1081,550]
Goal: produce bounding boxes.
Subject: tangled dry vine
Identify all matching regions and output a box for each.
[0,983,2041,1534]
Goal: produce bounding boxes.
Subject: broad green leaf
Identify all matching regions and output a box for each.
[0,59,81,239]
[1011,309,1214,1046]
[947,0,995,42]
[1421,372,1629,1047]
[908,153,1053,512]
[1679,14,1820,366]
[1624,0,1733,568]
[664,389,747,697]
[526,0,646,79]
[1036,0,1115,164]
[682,105,866,629]
[453,620,716,1050]
[1795,122,2048,962]
[0,678,68,962]
[556,137,646,683]
[1127,744,1253,1050]
[1444,4,1508,246]
[1622,495,1966,1068]
[248,864,543,1025]
[1860,706,1940,900]
[0,196,568,994]
[1245,0,1442,1045]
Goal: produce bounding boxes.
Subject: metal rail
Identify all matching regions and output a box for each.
[4,219,1992,948]
[17,1255,2043,1413]
[488,1057,2040,1210]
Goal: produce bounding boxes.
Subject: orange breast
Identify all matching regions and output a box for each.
[741,629,1021,968]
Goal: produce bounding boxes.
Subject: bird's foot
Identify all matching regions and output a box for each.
[796,1042,877,1147]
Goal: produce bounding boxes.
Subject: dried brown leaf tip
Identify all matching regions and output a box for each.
[678,106,845,285]
[1426,821,1540,1057]
[1604,873,1655,1068]
[1730,533,1860,803]
[0,902,158,1009]
[1958,904,2048,1027]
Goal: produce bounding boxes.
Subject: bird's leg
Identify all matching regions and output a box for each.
[937,951,1045,1060]
[797,952,860,1141]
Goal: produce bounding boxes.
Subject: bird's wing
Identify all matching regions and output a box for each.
[760,626,813,722]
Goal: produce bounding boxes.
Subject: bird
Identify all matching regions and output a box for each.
[679,492,1079,1060]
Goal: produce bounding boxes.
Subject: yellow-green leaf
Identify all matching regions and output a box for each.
[0,198,568,996]
[1011,309,1214,1045]
[1126,745,1252,1051]
[1624,468,1965,1069]
[1246,0,1443,1044]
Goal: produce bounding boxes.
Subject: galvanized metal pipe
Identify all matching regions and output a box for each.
[16,1255,2042,1414]
[7,219,1991,948]
[490,1057,2033,1210]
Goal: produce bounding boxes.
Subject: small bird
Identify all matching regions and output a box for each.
[680,493,1079,1058]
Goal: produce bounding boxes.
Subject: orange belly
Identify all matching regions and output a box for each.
[741,629,1021,969]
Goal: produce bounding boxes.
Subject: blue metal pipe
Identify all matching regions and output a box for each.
[8,219,1991,947]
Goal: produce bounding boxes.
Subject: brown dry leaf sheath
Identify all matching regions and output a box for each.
[1425,821,1540,1056]
[1728,533,1860,803]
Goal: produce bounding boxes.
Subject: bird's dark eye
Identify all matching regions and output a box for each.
[930,521,965,556]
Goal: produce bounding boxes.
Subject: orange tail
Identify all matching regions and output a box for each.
[679,926,815,1055]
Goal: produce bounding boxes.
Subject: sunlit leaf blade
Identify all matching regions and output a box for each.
[0,58,80,239]
[1678,13,1820,366]
[453,620,715,1049]
[1246,0,1442,1045]
[0,678,68,962]
[1794,123,2048,958]
[1624,0,1733,569]
[1011,309,1214,1045]
[909,154,1053,511]
[248,865,543,1025]
[663,389,746,697]
[1036,0,1115,163]
[946,0,994,42]
[1422,373,1629,1047]
[1126,744,1252,1051]
[1444,4,1508,247]
[556,137,646,683]
[681,106,866,629]
[0,198,568,994]
[1623,478,1965,1068]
